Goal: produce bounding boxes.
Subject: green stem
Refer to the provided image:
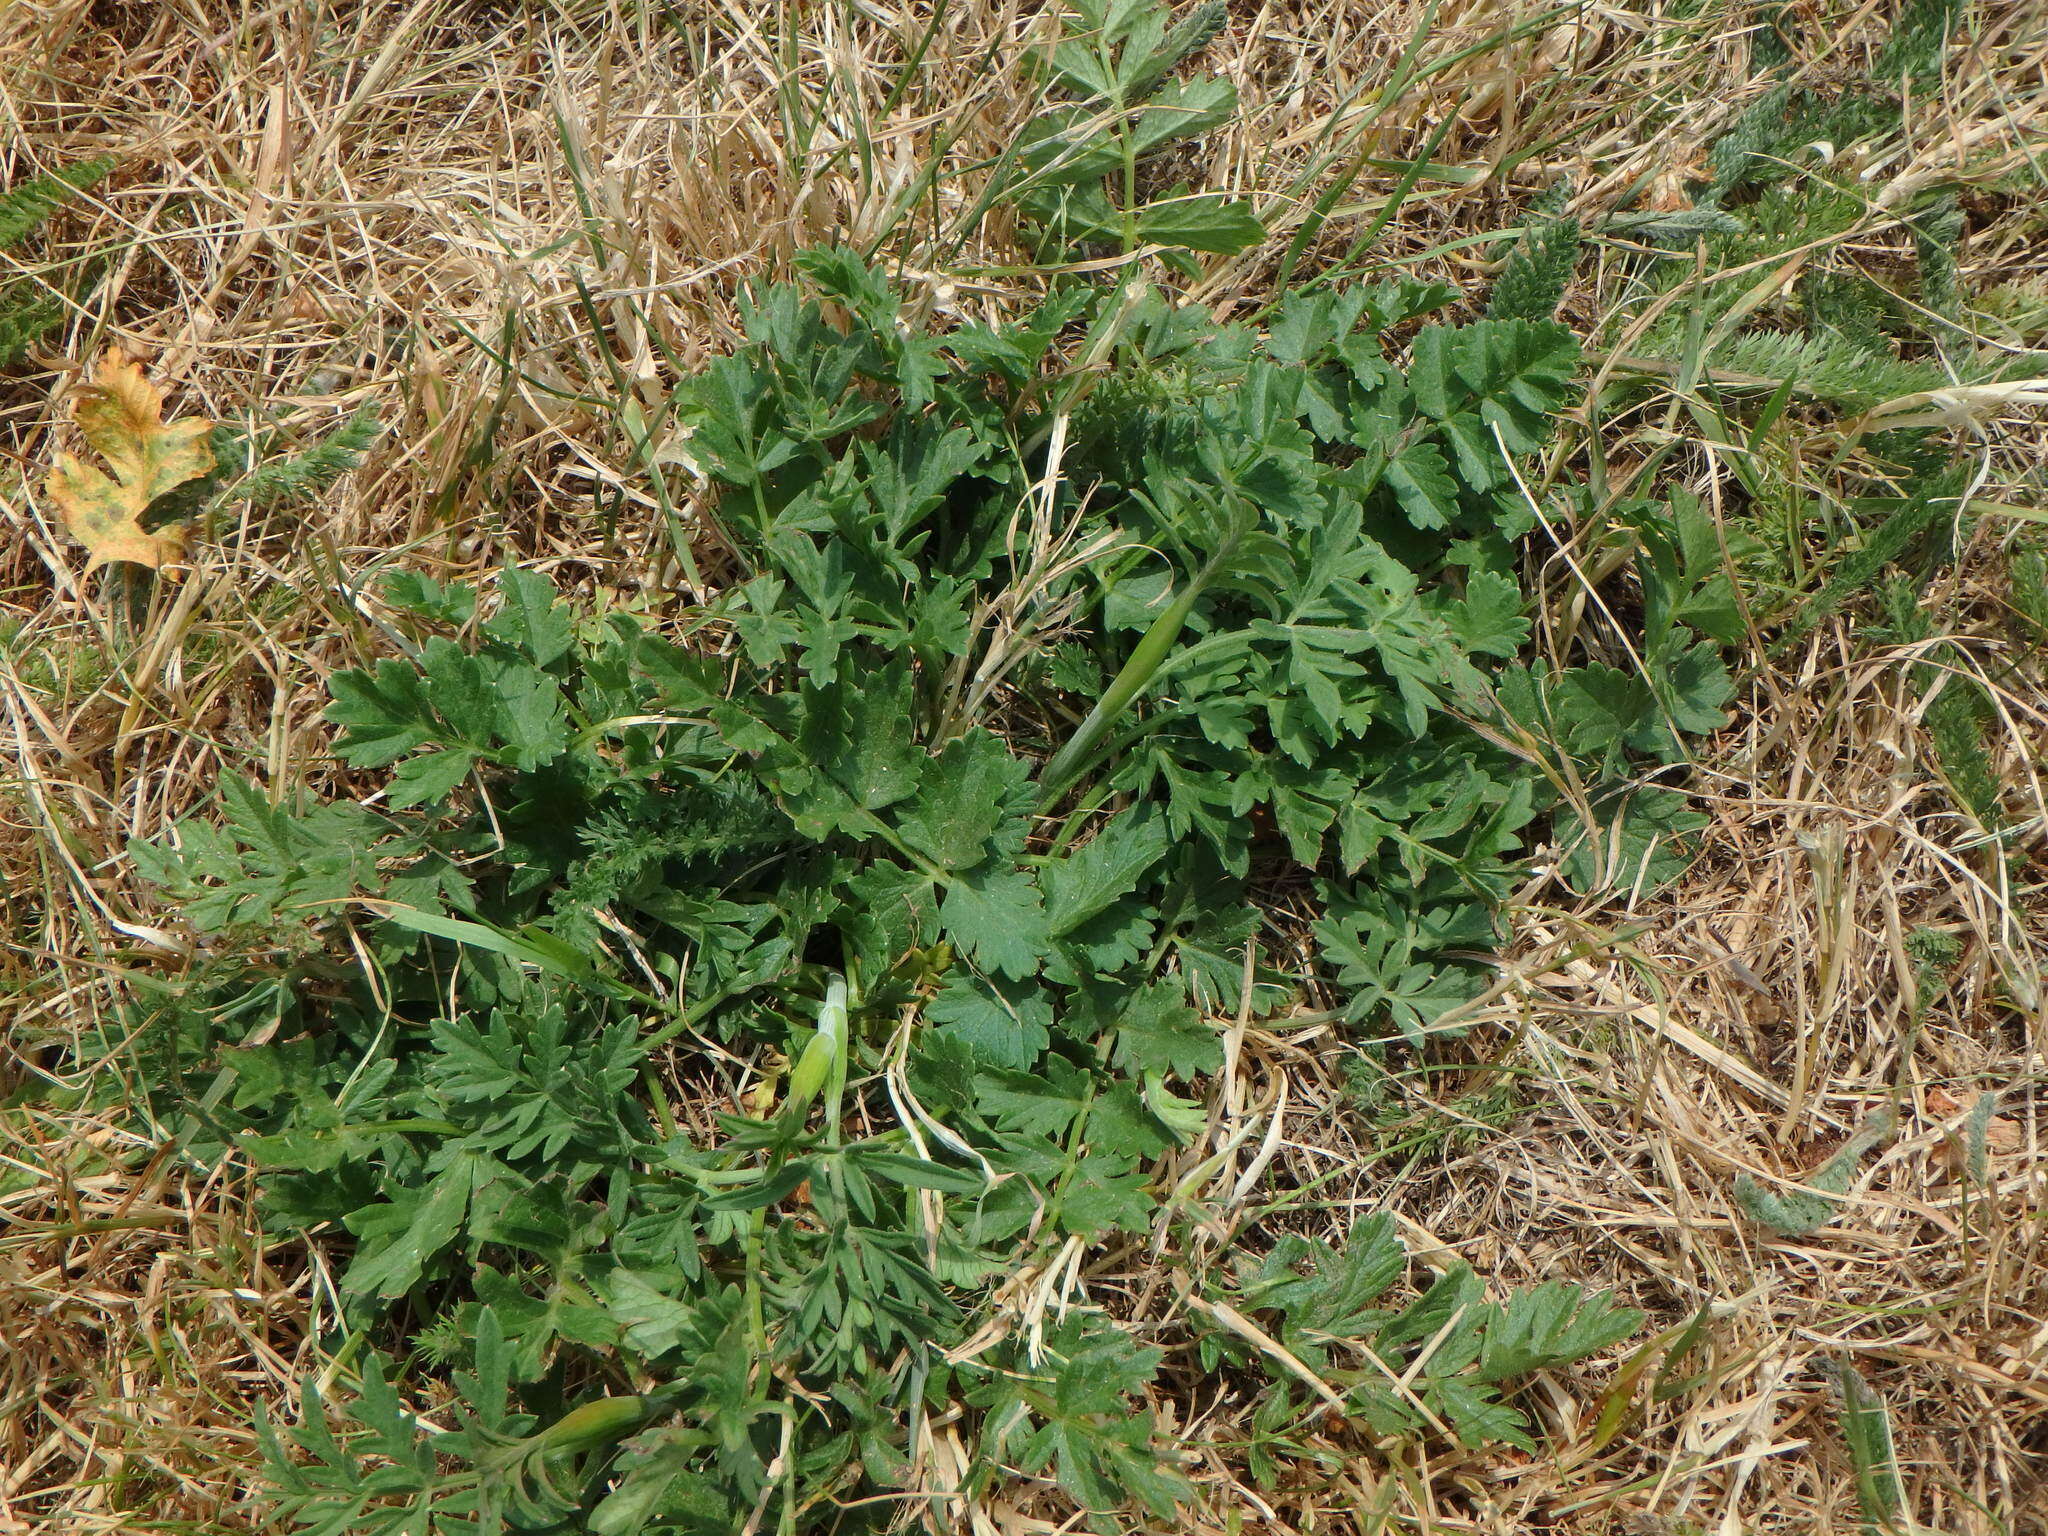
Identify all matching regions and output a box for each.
[744,1205,770,1366]
[1037,553,1225,805]
[534,1394,650,1454]
[640,1062,679,1140]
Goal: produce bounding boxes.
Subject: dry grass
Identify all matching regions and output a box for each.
[1434,608,2048,1534]
[2,0,2045,1530]
[0,1111,306,1532]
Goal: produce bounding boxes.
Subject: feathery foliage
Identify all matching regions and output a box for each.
[1734,1110,1896,1235]
[1487,214,1581,323]
[115,233,1710,1532]
[224,406,385,507]
[0,158,110,367]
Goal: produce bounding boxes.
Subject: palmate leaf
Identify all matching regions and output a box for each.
[130,780,399,936]
[895,729,1033,871]
[1407,317,1579,447]
[1630,490,1756,648]
[796,666,923,813]
[857,420,991,543]
[1047,0,1227,109]
[385,749,476,811]
[978,1055,1093,1139]
[976,1318,1191,1521]
[1230,1223,1639,1454]
[738,664,925,838]
[1247,619,1372,750]
[589,1426,732,1535]
[47,348,214,571]
[1428,1377,1531,1450]
[1085,1080,1175,1160]
[1446,570,1529,658]
[1108,979,1221,1080]
[429,1006,643,1161]
[1040,808,1170,936]
[1127,74,1238,154]
[1405,327,1462,422]
[940,863,1048,979]
[341,1152,486,1301]
[1558,783,1708,896]
[1551,663,1670,757]
[1384,440,1459,530]
[326,660,439,767]
[326,641,568,774]
[1020,0,1248,263]
[1462,319,1582,431]
[1242,1216,1407,1349]
[1313,880,1493,1040]
[1265,286,1373,367]
[1053,1152,1156,1236]
[926,969,1052,1069]
[836,859,939,975]
[483,563,575,668]
[1653,639,1737,737]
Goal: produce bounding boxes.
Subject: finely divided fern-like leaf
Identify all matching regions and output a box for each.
[1774,473,1964,652]
[239,407,383,507]
[0,160,113,367]
[1825,1359,1908,1534]
[1486,217,1581,323]
[1734,1108,1896,1235]
[0,157,111,252]
[1927,667,2004,834]
[0,292,63,367]
[1706,328,1947,408]
[1874,0,1966,81]
[1708,84,1792,200]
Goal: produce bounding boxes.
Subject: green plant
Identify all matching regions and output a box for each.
[1219,1218,1641,1459]
[117,243,1715,1531]
[1611,1,2028,427]
[1734,1109,1896,1236]
[206,403,384,509]
[0,158,109,367]
[1004,0,1263,266]
[1588,0,2047,878]
[1904,925,1963,1022]
[1486,209,1581,325]
[1824,1358,1910,1534]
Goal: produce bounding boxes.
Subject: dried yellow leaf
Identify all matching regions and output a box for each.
[47,349,215,572]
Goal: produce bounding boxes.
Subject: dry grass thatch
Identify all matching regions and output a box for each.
[0,1111,307,1532]
[2,0,2045,1530]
